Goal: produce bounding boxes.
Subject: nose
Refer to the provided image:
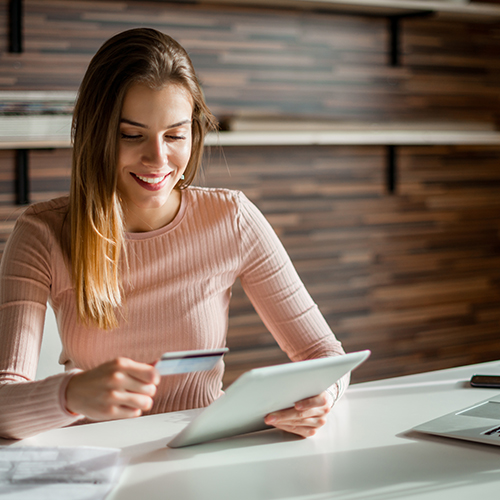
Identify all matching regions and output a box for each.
[141,136,168,168]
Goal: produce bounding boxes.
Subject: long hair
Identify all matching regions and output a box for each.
[70,28,217,329]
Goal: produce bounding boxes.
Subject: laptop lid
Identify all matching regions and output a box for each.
[168,350,370,448]
[413,393,500,446]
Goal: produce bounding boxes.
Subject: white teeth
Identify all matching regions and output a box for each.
[135,174,167,184]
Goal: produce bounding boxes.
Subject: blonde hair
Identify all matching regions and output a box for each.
[70,28,217,329]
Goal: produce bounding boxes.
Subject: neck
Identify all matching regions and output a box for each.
[123,189,182,233]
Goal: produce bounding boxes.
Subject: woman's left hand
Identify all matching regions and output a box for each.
[264,390,334,438]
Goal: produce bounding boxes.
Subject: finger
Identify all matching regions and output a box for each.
[265,401,329,426]
[272,424,319,438]
[294,391,330,411]
[111,358,160,385]
[92,407,141,421]
[65,363,156,419]
[268,411,329,436]
[111,389,155,412]
[105,367,158,396]
[264,406,296,425]
[265,409,327,428]
[121,377,158,397]
[90,389,153,420]
[104,402,143,420]
[265,392,331,426]
[98,368,154,397]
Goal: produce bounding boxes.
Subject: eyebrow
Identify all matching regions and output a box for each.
[119,118,192,129]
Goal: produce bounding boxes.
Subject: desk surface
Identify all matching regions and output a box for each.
[3,360,500,499]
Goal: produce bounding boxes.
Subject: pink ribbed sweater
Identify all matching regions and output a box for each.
[0,187,345,439]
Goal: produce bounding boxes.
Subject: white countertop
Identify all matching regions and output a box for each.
[4,359,500,499]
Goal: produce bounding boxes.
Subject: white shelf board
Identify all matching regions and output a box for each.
[207,129,500,146]
[2,115,500,148]
[0,115,72,149]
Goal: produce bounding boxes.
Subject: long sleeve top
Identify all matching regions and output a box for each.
[0,187,346,439]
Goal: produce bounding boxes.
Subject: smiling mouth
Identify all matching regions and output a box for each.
[132,173,169,184]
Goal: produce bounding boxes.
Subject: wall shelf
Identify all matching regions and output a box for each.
[3,113,499,149]
[2,112,500,199]
[208,129,500,147]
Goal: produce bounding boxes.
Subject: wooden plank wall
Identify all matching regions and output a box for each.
[204,144,500,384]
[0,0,499,384]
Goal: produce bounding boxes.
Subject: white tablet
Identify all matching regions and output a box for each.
[168,350,370,448]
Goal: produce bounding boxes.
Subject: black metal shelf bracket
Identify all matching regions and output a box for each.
[15,149,29,205]
[9,0,23,53]
[388,11,434,67]
[386,145,396,194]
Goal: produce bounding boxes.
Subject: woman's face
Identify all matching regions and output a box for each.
[117,83,193,229]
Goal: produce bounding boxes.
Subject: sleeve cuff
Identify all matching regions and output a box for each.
[58,369,84,419]
[327,370,351,408]
[326,384,339,408]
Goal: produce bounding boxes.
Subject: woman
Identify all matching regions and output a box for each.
[0,28,347,440]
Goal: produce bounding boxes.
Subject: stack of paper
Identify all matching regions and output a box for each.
[0,446,123,500]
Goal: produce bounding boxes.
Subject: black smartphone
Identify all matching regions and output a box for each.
[470,374,500,388]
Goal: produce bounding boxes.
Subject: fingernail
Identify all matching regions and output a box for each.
[266,414,277,424]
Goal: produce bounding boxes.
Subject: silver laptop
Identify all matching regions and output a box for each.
[413,393,500,446]
[168,350,370,448]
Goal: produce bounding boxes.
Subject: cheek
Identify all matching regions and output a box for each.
[117,144,137,166]
[177,141,192,165]
[116,147,128,173]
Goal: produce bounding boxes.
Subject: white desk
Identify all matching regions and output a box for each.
[3,360,500,499]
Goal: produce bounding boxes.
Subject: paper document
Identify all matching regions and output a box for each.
[0,446,123,500]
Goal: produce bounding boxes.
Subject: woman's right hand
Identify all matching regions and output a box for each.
[65,357,160,421]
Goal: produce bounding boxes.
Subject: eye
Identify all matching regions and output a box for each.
[165,135,186,141]
[120,133,141,140]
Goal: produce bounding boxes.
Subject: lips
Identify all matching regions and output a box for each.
[134,174,166,184]
[131,172,171,191]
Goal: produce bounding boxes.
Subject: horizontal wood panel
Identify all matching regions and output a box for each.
[202,144,500,384]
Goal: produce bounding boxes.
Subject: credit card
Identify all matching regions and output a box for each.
[154,348,229,375]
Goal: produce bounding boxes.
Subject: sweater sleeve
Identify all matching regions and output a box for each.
[235,192,349,399]
[0,210,81,439]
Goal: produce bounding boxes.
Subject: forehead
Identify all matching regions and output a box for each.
[121,83,193,119]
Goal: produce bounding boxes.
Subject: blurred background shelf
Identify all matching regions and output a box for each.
[2,110,499,149]
[2,110,499,199]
